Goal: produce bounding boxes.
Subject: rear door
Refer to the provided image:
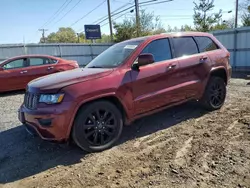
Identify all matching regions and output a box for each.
[25,57,58,83]
[131,38,183,115]
[0,58,29,92]
[171,36,211,99]
[194,36,226,67]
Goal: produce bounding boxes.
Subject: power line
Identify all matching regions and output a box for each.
[95,0,173,25]
[39,0,72,28]
[93,2,132,24]
[101,12,130,27]
[96,5,135,24]
[140,0,174,7]
[70,0,106,27]
[53,0,83,26]
[76,0,131,33]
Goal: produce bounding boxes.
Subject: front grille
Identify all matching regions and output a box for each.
[24,92,40,110]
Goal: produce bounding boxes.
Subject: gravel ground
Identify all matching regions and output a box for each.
[0,78,250,188]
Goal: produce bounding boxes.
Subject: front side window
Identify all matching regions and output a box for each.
[195,36,219,52]
[3,59,26,69]
[173,37,198,58]
[86,40,143,68]
[141,38,172,62]
[29,58,49,66]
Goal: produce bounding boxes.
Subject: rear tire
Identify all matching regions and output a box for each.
[72,101,123,152]
[201,76,226,111]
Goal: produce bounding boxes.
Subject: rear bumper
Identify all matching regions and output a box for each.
[18,102,74,142]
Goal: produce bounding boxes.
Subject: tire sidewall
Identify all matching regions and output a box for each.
[202,76,227,110]
[72,101,123,152]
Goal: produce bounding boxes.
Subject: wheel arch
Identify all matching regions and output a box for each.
[66,94,129,140]
[209,67,228,85]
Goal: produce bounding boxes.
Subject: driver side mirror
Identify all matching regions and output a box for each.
[0,67,4,71]
[131,53,154,71]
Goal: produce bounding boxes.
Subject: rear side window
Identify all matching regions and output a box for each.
[195,36,219,52]
[50,58,58,64]
[172,37,198,58]
[29,58,50,66]
[141,38,172,62]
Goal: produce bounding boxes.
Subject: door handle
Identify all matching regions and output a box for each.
[166,64,177,71]
[20,70,27,74]
[47,66,54,70]
[200,57,208,63]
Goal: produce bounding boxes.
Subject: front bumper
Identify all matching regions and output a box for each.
[18,102,74,142]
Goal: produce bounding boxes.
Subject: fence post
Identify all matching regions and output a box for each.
[58,44,62,57]
[23,44,27,55]
[90,44,94,60]
[233,29,238,71]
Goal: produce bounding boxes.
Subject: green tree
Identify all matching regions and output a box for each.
[41,27,77,43]
[180,25,195,31]
[193,0,222,32]
[113,10,165,42]
[212,17,235,31]
[241,5,250,26]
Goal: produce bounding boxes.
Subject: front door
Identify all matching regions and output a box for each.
[131,38,182,115]
[0,58,29,92]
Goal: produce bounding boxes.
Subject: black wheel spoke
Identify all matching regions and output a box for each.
[93,132,98,144]
[88,115,96,123]
[100,133,104,144]
[85,124,95,129]
[104,129,113,136]
[95,110,101,121]
[103,111,109,120]
[105,124,115,128]
[105,114,114,124]
[86,130,95,138]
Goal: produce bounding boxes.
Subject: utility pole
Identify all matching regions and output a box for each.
[235,0,239,28]
[38,29,48,43]
[107,0,113,42]
[135,0,140,37]
[77,33,80,43]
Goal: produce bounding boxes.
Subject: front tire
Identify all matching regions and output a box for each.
[72,101,123,152]
[201,76,227,111]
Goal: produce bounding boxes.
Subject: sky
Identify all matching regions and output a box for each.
[0,0,235,44]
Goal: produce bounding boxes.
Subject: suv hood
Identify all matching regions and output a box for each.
[28,68,113,93]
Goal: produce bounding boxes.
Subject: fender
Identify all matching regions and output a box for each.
[210,66,228,84]
[65,92,131,139]
[198,66,228,99]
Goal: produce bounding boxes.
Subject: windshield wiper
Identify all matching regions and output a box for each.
[87,66,104,68]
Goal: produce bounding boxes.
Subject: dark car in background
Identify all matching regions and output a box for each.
[0,54,79,92]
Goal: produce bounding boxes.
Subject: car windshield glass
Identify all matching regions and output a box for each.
[86,40,143,68]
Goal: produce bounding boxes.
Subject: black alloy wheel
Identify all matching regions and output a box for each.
[209,79,226,108]
[72,101,123,152]
[201,76,226,110]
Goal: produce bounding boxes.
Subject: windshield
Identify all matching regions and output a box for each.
[86,40,143,68]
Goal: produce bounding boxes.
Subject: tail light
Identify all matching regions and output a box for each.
[69,61,79,68]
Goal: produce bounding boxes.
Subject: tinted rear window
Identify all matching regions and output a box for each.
[195,36,219,52]
[172,37,198,58]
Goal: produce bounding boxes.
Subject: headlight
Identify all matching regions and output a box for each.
[39,94,64,104]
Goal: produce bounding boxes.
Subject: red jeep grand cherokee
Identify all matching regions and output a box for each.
[18,32,232,152]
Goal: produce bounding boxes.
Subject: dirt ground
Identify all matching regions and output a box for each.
[0,78,250,188]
